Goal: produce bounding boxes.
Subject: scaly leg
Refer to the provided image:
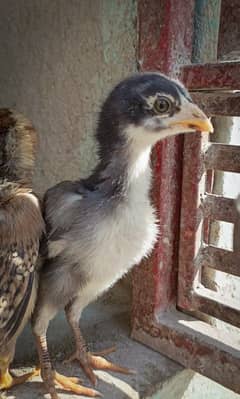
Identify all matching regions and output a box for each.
[65,303,135,386]
[35,334,101,399]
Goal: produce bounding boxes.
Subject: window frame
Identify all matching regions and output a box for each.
[132,1,240,393]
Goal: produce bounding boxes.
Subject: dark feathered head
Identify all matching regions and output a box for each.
[96,72,213,158]
[0,109,37,184]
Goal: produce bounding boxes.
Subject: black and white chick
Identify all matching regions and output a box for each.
[32,73,213,398]
[0,109,44,391]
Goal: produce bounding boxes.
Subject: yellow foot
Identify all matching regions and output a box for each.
[41,370,102,399]
[54,371,102,397]
[64,346,136,386]
[0,368,37,390]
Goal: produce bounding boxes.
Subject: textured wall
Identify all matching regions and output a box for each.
[0,0,137,193]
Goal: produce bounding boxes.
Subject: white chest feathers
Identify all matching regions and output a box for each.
[79,148,159,305]
[94,200,157,274]
[78,199,158,307]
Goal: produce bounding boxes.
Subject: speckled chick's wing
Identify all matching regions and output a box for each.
[0,184,44,346]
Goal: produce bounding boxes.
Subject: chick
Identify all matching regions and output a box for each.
[32,73,213,398]
[0,109,44,390]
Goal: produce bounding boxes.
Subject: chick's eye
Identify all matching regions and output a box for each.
[153,97,172,114]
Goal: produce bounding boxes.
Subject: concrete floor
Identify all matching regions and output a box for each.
[3,286,239,399]
[4,286,182,399]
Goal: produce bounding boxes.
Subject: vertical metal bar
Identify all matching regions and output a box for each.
[178,0,221,311]
[177,133,208,310]
[193,0,222,63]
[218,0,240,60]
[233,219,240,251]
[132,0,194,332]
[203,169,214,244]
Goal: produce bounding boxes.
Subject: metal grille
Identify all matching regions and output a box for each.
[132,3,240,393]
[178,61,240,329]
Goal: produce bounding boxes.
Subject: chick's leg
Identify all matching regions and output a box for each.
[65,301,135,386]
[33,306,101,398]
[35,334,100,398]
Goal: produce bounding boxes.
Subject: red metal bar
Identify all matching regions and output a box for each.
[197,245,240,277]
[177,132,208,311]
[204,144,240,173]
[191,92,240,117]
[132,310,240,394]
[203,194,238,223]
[137,0,193,74]
[132,0,194,328]
[181,61,240,90]
[218,0,240,60]
[193,287,240,328]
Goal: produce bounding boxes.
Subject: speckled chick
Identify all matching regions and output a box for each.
[0,109,44,391]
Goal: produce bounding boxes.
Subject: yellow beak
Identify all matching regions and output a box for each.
[172,118,214,133]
